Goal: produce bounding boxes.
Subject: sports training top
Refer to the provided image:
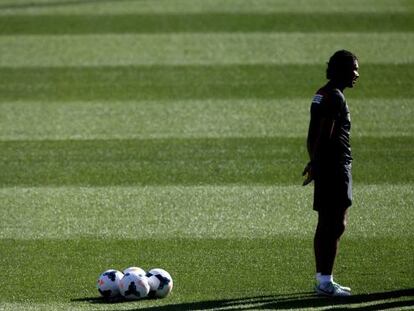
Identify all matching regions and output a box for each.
[307,82,352,166]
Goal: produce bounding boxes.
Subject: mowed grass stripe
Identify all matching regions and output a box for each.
[0,137,412,187]
[0,0,410,15]
[1,64,413,101]
[1,12,413,34]
[2,33,413,67]
[1,185,412,240]
[1,237,413,304]
[0,98,412,141]
[0,185,314,239]
[0,99,311,140]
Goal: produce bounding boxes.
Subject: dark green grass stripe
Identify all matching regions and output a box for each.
[0,12,413,34]
[1,64,413,101]
[0,137,412,187]
[1,237,413,302]
[0,0,118,10]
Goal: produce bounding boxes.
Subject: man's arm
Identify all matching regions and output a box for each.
[309,117,335,161]
[303,117,335,185]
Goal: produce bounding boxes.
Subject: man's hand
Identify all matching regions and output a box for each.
[302,162,314,186]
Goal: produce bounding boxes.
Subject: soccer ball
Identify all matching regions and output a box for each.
[97,269,124,298]
[146,268,173,298]
[119,273,150,300]
[123,266,146,277]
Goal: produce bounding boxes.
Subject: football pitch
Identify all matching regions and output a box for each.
[0,0,413,310]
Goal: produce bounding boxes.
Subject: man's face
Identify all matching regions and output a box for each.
[346,59,359,88]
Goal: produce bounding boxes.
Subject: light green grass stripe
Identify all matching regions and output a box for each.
[0,99,309,140]
[1,33,413,67]
[0,0,411,15]
[0,99,412,141]
[0,185,412,240]
[0,185,313,239]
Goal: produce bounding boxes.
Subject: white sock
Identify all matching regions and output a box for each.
[317,273,333,285]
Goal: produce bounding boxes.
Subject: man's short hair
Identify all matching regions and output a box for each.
[326,50,358,80]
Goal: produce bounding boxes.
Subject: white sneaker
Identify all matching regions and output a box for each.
[315,281,351,297]
[332,281,351,292]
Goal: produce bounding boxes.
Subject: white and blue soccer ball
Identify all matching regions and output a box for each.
[97,269,124,298]
[123,266,146,277]
[119,272,150,300]
[146,268,173,298]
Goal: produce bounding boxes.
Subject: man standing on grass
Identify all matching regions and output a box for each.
[302,50,359,297]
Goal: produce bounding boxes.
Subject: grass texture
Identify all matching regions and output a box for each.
[1,12,413,34]
[2,33,413,67]
[0,0,413,310]
[1,64,413,101]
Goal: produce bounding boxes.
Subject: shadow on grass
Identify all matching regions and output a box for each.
[73,288,414,310]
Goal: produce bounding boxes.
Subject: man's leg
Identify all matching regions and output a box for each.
[314,207,350,296]
[314,208,348,274]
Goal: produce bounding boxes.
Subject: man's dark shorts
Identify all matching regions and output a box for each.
[313,163,352,211]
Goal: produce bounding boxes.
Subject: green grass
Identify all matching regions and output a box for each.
[1,33,413,67]
[0,0,411,15]
[1,12,414,34]
[1,237,412,293]
[0,0,413,310]
[0,137,413,187]
[1,64,413,101]
[0,185,412,239]
[1,184,413,309]
[1,99,412,140]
